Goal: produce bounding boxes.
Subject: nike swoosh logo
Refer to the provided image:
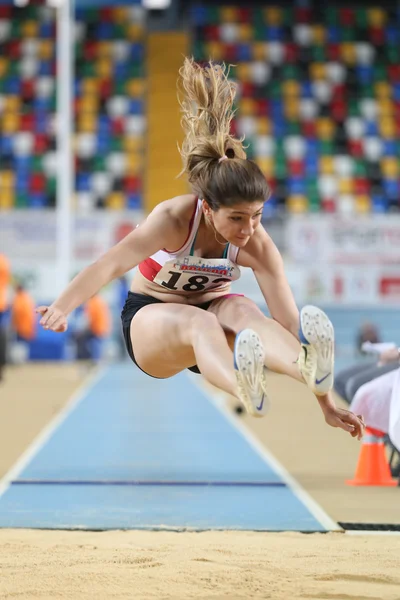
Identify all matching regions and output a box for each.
[256,394,265,411]
[303,345,308,364]
[315,373,331,385]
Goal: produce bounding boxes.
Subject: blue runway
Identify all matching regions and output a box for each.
[0,364,338,531]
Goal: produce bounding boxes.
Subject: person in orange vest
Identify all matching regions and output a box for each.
[81,294,111,361]
[11,284,36,342]
[0,254,11,380]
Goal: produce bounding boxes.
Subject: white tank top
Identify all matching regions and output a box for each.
[138,198,241,293]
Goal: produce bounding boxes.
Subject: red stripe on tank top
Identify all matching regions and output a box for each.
[138,257,162,281]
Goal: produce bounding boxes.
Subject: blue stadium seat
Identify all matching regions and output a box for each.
[127,193,142,209]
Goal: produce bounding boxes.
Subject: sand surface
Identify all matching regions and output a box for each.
[1,529,400,600]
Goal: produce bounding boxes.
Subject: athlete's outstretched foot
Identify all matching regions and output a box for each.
[234,329,269,418]
[298,305,334,396]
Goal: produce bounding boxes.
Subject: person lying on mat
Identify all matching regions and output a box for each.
[350,364,400,454]
[335,343,400,405]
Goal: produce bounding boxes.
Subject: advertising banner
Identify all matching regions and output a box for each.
[286,215,400,266]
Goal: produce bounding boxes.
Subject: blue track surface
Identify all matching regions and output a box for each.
[0,364,335,531]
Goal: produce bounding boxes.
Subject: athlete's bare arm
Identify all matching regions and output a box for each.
[238,226,300,339]
[37,195,196,331]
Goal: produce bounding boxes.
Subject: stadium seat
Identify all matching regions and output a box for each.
[189,3,400,214]
[0,5,146,210]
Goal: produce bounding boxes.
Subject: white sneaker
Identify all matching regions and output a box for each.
[234,329,269,418]
[298,305,334,396]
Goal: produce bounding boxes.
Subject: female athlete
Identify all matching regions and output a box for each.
[37,59,364,439]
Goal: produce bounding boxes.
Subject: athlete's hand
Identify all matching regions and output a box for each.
[36,305,68,333]
[323,406,365,440]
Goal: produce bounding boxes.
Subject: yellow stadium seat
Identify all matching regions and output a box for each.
[127,23,144,42]
[4,96,21,112]
[255,157,274,178]
[309,62,326,80]
[338,178,353,195]
[313,25,326,45]
[0,57,8,78]
[2,113,20,134]
[316,118,336,140]
[221,6,238,22]
[355,195,371,214]
[81,78,100,96]
[236,63,251,82]
[319,156,334,175]
[113,7,130,23]
[238,24,253,42]
[240,98,256,116]
[21,20,38,38]
[367,8,387,27]
[107,192,126,210]
[340,43,356,65]
[96,58,113,78]
[0,171,15,189]
[252,42,266,61]
[206,41,224,62]
[264,7,282,26]
[123,137,143,153]
[0,189,14,209]
[125,78,145,98]
[381,157,399,178]
[127,153,143,174]
[78,114,97,134]
[375,82,392,99]
[378,99,393,118]
[287,195,309,214]
[379,118,396,139]
[284,99,299,120]
[281,80,300,97]
[38,40,53,61]
[256,117,272,135]
[97,41,113,58]
[79,96,99,113]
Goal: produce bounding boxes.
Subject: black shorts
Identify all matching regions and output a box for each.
[121,291,214,377]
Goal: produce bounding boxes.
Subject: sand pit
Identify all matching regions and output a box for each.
[1,529,399,599]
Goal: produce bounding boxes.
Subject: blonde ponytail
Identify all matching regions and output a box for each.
[178,59,245,174]
[177,58,270,209]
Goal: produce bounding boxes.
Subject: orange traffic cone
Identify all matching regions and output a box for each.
[347,427,398,487]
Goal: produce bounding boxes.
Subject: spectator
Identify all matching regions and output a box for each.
[335,343,400,476]
[335,344,400,404]
[350,364,400,458]
[356,321,381,355]
[11,284,36,342]
[10,284,36,363]
[74,294,111,362]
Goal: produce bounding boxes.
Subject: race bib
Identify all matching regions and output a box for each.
[153,256,240,293]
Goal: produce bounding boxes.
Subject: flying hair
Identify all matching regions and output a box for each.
[177,57,270,209]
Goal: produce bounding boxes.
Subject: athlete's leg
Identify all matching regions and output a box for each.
[207,295,365,436]
[130,303,238,395]
[208,295,303,381]
[130,302,267,417]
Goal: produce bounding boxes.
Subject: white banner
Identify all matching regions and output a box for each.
[284,264,400,306]
[286,215,400,266]
[236,264,400,307]
[0,210,143,264]
[0,210,143,300]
